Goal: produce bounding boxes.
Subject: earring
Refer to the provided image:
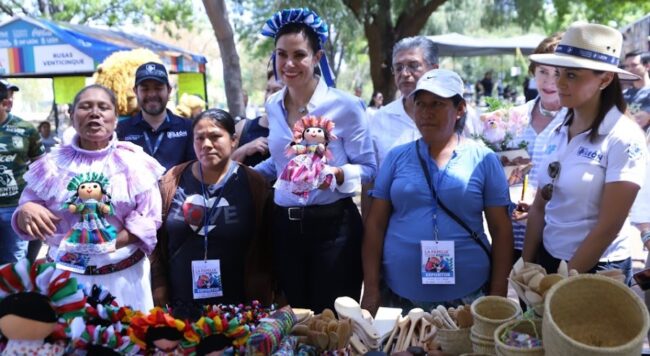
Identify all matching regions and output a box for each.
[600,86,606,90]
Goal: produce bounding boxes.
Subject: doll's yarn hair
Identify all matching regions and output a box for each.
[65,172,112,205]
[127,307,186,349]
[0,260,86,320]
[291,115,337,144]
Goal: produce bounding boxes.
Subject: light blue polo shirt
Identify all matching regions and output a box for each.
[371,138,510,302]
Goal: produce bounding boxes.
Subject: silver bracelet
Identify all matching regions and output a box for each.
[641,231,650,244]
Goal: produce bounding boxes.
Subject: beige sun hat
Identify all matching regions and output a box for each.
[529,22,640,81]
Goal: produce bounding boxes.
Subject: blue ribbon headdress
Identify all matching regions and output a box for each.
[261,8,335,87]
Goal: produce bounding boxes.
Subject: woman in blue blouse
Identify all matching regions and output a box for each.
[361,69,513,314]
[255,9,376,312]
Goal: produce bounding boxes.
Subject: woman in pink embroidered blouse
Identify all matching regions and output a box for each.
[11,85,164,311]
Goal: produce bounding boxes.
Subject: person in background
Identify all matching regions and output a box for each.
[363,36,439,218]
[361,69,513,314]
[38,121,60,153]
[175,93,206,120]
[232,70,283,167]
[12,85,164,311]
[117,62,195,171]
[626,51,650,340]
[523,22,646,284]
[354,85,363,98]
[151,109,273,320]
[0,81,45,264]
[501,33,566,263]
[366,91,383,118]
[622,51,650,131]
[256,8,376,312]
[480,71,494,98]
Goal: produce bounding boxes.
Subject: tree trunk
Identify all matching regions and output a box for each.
[202,0,245,118]
[364,0,396,100]
[343,0,447,100]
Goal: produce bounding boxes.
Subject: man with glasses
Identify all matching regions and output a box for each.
[362,36,439,217]
[368,36,439,169]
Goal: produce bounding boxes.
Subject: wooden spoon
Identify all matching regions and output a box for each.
[400,308,424,351]
[383,315,407,353]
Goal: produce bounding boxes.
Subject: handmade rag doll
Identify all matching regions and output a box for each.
[0,260,86,355]
[275,116,337,203]
[59,172,118,256]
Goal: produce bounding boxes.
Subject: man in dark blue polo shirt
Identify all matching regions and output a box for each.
[117,62,195,171]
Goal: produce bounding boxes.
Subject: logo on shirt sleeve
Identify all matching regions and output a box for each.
[625,142,644,161]
[577,146,603,162]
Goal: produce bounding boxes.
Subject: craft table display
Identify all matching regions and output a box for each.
[1,259,646,355]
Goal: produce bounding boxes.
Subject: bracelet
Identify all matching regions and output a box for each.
[641,231,650,244]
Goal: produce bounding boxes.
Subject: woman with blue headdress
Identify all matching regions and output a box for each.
[256,8,376,312]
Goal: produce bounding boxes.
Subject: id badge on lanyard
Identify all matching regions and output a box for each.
[421,240,455,285]
[191,162,227,299]
[191,260,223,299]
[55,246,91,274]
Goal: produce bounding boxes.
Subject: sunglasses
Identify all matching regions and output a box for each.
[541,161,561,201]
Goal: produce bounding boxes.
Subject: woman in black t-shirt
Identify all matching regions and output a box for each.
[150,109,274,320]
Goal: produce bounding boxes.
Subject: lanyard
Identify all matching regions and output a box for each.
[143,130,164,156]
[142,115,169,156]
[198,162,229,261]
[415,138,455,241]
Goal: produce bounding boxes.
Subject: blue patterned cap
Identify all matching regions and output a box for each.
[261,8,335,87]
[261,8,329,47]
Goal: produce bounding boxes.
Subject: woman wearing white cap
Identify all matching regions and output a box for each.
[522,22,647,283]
[362,69,513,313]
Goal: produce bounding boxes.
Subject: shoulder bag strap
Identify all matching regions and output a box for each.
[415,140,492,261]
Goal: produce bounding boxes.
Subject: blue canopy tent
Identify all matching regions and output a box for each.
[0,15,208,126]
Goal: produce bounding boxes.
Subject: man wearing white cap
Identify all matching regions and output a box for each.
[362,69,512,313]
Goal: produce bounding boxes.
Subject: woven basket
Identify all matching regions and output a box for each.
[471,296,521,338]
[493,319,543,356]
[470,329,496,355]
[543,274,650,356]
[436,327,472,355]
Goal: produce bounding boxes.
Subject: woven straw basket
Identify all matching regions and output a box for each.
[543,274,649,356]
[470,327,496,355]
[471,296,522,338]
[436,327,473,355]
[493,318,543,356]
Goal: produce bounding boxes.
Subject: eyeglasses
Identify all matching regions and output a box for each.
[541,161,560,201]
[392,61,424,75]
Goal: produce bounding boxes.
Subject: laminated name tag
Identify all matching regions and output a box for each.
[55,250,90,274]
[421,240,456,285]
[191,259,224,299]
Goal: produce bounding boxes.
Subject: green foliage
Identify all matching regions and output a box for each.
[1,0,194,32]
[481,0,650,33]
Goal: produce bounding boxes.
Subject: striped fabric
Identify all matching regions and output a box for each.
[510,99,566,250]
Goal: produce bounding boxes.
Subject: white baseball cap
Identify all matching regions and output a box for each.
[409,69,464,99]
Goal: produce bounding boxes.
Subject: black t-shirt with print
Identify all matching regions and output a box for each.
[164,163,255,320]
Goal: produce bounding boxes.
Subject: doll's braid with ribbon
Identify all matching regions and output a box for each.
[261,8,335,87]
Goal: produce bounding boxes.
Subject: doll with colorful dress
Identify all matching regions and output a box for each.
[275,116,337,203]
[59,172,118,255]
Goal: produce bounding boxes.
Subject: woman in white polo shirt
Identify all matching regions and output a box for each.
[522,22,647,284]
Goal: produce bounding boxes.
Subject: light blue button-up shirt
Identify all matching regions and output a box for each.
[255,77,377,206]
